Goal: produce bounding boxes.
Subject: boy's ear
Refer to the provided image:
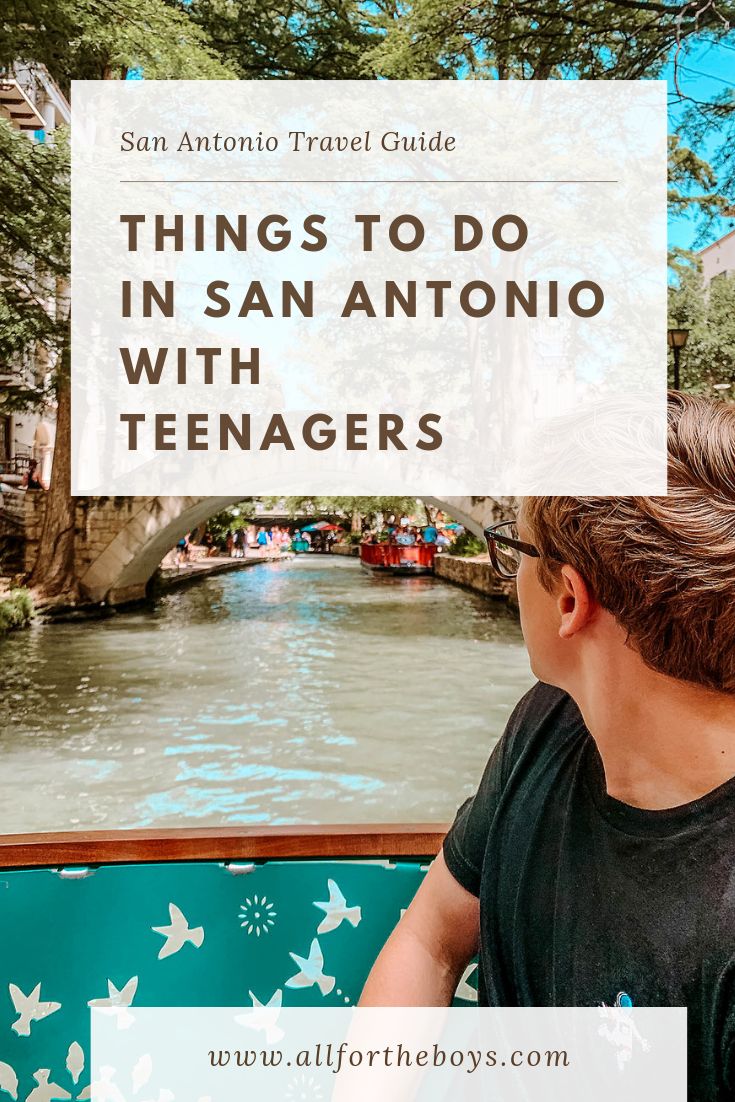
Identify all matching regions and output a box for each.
[557,565,595,639]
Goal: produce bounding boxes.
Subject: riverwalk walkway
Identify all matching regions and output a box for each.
[158,552,276,591]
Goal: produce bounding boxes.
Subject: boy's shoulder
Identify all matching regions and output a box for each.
[499,681,588,781]
[507,680,583,732]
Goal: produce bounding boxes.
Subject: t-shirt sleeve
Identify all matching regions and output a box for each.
[442,681,573,897]
[442,736,507,896]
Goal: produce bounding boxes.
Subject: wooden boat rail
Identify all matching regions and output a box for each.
[0,823,448,870]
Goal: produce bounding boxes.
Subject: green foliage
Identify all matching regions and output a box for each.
[678,88,735,244]
[0,0,233,93]
[0,0,234,421]
[668,270,735,393]
[667,134,730,252]
[448,530,486,557]
[0,587,35,633]
[200,501,254,544]
[368,0,735,82]
[271,496,422,524]
[188,0,376,80]
[367,1,735,233]
[0,118,69,413]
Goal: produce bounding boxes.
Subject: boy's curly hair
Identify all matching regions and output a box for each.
[524,392,735,693]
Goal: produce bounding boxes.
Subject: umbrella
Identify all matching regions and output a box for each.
[301,521,342,531]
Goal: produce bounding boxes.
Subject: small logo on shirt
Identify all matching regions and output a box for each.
[599,991,651,1070]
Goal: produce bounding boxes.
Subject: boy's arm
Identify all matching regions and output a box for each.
[358,849,479,1006]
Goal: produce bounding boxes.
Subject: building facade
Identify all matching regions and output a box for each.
[698,227,735,286]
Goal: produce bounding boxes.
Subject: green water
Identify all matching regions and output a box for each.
[0,557,533,831]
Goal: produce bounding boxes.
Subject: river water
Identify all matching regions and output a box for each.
[0,557,533,833]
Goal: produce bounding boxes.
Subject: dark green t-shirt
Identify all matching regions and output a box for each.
[444,681,735,1101]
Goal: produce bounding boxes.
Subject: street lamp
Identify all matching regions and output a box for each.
[667,328,689,390]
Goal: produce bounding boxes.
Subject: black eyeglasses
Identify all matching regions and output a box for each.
[484,521,540,579]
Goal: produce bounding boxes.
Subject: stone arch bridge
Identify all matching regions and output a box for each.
[23,495,505,606]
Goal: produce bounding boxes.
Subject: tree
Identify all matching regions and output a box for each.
[367,0,735,231]
[368,0,735,81]
[0,119,69,415]
[202,501,254,545]
[0,0,230,94]
[0,119,72,595]
[191,1,733,245]
[271,495,424,530]
[668,269,735,393]
[667,134,731,270]
[0,1,233,599]
[675,46,735,245]
[188,0,378,80]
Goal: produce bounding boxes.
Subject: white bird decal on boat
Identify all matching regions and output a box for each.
[8,984,61,1036]
[76,1068,124,1102]
[285,939,335,996]
[131,1055,152,1096]
[152,904,204,959]
[0,1061,18,1100]
[25,1069,70,1102]
[138,1091,173,1102]
[455,962,479,1003]
[235,990,284,1044]
[88,977,138,1029]
[313,879,361,934]
[66,1044,84,1086]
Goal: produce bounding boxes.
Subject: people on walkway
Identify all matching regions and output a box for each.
[232,529,246,558]
[175,532,190,567]
[24,461,46,491]
[202,530,217,557]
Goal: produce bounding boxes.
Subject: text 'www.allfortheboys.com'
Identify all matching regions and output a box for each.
[207,1042,571,1075]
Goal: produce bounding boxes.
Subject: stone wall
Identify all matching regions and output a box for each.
[434,552,516,603]
[23,494,161,601]
[22,490,46,574]
[74,497,152,579]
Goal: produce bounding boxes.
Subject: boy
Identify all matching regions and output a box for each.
[360,392,735,1101]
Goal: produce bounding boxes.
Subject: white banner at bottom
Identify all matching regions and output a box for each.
[91,1005,687,1102]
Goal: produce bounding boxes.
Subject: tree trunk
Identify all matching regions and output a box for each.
[351,508,362,533]
[27,69,122,601]
[28,319,79,600]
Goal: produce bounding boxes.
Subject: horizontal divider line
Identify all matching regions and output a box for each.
[118,178,619,185]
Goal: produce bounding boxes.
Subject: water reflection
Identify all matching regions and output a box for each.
[0,558,532,832]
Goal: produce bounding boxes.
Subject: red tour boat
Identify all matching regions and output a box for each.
[359,541,438,575]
